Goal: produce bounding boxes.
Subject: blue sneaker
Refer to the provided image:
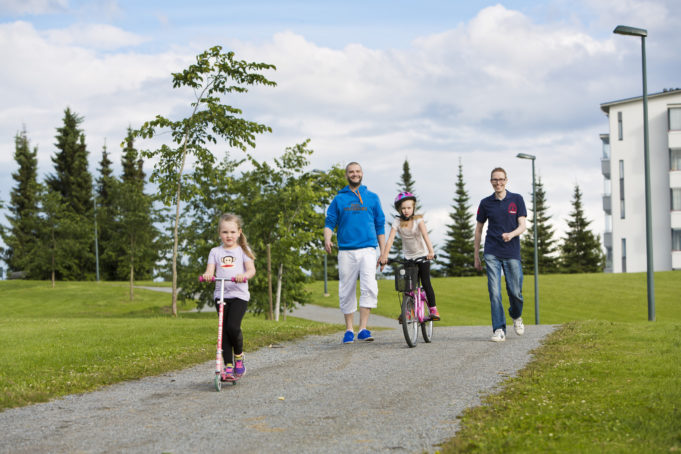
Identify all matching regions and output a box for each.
[342,331,354,344]
[357,329,374,342]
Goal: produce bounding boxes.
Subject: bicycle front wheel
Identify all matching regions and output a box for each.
[401,294,418,347]
[421,319,433,343]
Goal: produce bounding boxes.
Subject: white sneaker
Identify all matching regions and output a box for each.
[491,329,506,342]
[513,317,525,336]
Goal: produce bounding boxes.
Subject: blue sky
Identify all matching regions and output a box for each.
[1,0,680,269]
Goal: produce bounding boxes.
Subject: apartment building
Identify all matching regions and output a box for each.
[600,88,681,273]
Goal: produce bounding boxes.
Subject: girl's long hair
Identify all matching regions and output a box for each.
[218,213,256,260]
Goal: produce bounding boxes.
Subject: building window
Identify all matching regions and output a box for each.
[669,107,681,131]
[619,160,625,218]
[671,149,681,171]
[621,238,626,272]
[618,111,623,140]
[673,230,681,251]
[672,188,681,211]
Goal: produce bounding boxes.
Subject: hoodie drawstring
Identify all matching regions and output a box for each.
[350,186,363,205]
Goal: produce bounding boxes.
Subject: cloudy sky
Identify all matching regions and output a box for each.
[2,0,680,261]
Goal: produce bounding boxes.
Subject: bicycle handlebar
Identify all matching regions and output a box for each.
[386,255,436,266]
[198,276,248,283]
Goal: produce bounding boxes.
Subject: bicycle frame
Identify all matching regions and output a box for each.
[388,256,434,347]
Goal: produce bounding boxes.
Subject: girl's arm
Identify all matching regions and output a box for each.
[418,220,436,260]
[236,259,256,283]
[202,263,216,281]
[379,227,398,270]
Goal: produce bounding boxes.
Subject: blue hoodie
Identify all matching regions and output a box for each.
[325,185,385,250]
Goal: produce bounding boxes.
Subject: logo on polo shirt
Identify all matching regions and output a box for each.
[508,202,517,214]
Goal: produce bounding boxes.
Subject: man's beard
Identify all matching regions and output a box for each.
[347,176,362,188]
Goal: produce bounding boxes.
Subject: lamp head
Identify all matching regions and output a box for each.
[516,153,536,160]
[613,25,647,37]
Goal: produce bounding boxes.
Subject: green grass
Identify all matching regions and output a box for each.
[0,281,341,410]
[307,271,681,452]
[306,271,681,324]
[439,320,681,453]
[2,273,681,452]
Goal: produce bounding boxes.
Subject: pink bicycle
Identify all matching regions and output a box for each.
[198,275,246,391]
[389,256,434,348]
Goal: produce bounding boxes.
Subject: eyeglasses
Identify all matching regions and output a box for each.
[490,178,506,183]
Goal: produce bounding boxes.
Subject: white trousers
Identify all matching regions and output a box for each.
[338,248,379,314]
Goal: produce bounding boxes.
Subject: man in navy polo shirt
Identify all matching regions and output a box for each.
[474,167,527,342]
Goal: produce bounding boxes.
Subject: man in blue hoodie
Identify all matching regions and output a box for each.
[324,162,386,344]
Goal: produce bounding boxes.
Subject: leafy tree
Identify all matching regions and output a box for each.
[442,160,479,276]
[521,176,558,274]
[2,128,41,276]
[177,142,344,318]
[45,108,94,279]
[559,184,605,273]
[133,46,276,315]
[95,143,118,280]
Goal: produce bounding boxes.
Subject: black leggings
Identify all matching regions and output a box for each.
[214,297,248,364]
[417,261,436,308]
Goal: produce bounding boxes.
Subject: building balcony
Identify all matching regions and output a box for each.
[603,232,612,248]
[601,158,611,178]
[602,195,612,213]
[672,211,681,229]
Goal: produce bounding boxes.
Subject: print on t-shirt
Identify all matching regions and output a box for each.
[220,255,236,268]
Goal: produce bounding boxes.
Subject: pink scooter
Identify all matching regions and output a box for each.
[198,275,246,391]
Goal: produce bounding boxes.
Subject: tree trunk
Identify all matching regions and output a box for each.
[267,244,273,320]
[129,260,134,301]
[275,263,283,322]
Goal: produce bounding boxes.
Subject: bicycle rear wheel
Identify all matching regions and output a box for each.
[401,294,418,347]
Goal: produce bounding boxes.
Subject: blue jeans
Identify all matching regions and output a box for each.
[484,254,523,333]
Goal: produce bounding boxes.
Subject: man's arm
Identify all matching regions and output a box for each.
[474,221,484,270]
[501,216,527,242]
[324,227,334,254]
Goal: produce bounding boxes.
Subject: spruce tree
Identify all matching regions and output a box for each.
[115,129,157,281]
[521,176,558,274]
[442,160,479,276]
[96,143,118,280]
[559,184,605,273]
[2,128,41,275]
[121,127,145,187]
[47,108,94,216]
[390,159,417,259]
[45,107,95,279]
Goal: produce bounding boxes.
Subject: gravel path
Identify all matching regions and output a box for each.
[1,303,556,454]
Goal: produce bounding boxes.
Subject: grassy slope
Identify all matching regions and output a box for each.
[0,281,341,410]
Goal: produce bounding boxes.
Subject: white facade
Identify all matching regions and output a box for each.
[600,89,681,273]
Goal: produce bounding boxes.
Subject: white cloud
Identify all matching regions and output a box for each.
[45,23,148,50]
[5,1,679,255]
[0,0,68,15]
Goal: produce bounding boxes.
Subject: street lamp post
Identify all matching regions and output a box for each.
[613,25,655,321]
[516,153,539,324]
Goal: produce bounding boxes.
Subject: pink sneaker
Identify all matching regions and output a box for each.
[429,306,441,321]
[221,364,235,381]
[234,355,246,378]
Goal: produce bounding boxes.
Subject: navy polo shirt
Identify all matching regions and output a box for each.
[476,190,527,260]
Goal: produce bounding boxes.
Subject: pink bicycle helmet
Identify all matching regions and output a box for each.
[394,191,416,211]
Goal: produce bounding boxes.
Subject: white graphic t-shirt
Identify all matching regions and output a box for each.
[208,245,253,301]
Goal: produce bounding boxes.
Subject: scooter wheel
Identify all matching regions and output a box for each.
[214,374,222,392]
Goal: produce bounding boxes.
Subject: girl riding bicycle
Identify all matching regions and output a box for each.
[202,213,256,381]
[379,192,440,320]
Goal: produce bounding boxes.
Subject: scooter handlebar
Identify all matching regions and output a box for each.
[198,276,247,283]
